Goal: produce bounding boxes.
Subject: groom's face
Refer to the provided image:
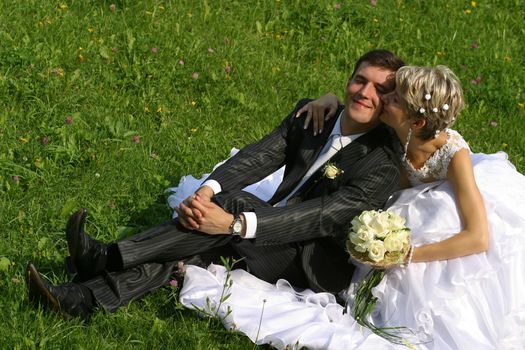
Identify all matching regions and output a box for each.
[344,63,396,129]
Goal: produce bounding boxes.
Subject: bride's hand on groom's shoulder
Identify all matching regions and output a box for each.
[295,93,339,136]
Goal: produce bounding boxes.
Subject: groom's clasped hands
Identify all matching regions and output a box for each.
[175,187,235,235]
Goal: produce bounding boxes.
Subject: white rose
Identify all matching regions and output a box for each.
[351,210,376,232]
[358,210,375,226]
[383,231,407,252]
[368,211,390,238]
[386,211,406,231]
[323,164,342,179]
[351,216,363,233]
[324,165,338,179]
[351,211,374,234]
[367,240,386,262]
[349,232,362,245]
[349,232,372,252]
[353,241,370,253]
[398,229,410,243]
[357,227,375,243]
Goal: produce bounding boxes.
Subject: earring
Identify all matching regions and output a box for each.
[403,128,412,159]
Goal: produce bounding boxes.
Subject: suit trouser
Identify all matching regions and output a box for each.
[82,191,309,312]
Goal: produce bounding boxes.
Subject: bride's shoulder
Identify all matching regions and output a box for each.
[427,129,471,180]
[444,128,470,154]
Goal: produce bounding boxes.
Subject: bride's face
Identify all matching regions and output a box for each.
[379,90,410,130]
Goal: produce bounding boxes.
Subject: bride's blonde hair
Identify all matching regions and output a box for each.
[395,65,464,140]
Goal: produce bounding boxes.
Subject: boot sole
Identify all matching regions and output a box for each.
[65,208,92,282]
[66,208,88,258]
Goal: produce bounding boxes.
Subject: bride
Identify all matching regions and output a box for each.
[171,65,525,349]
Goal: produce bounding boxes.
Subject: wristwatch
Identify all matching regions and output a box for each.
[229,216,243,236]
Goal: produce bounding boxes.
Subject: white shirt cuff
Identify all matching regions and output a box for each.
[201,180,222,195]
[242,212,257,239]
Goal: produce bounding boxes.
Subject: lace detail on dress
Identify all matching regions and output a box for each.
[402,129,470,186]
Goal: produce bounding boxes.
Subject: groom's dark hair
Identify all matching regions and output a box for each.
[351,49,405,77]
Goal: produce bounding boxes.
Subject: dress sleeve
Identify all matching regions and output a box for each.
[440,129,471,177]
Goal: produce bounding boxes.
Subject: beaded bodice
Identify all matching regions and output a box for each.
[401,129,470,186]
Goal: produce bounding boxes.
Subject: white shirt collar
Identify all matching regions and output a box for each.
[329,110,364,146]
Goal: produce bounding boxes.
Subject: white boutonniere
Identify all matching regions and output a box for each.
[323,162,344,179]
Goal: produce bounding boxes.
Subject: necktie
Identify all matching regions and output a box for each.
[275,134,342,207]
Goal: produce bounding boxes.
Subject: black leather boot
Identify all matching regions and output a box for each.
[26,263,95,321]
[65,208,108,281]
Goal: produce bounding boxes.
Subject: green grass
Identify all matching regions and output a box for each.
[1,0,524,348]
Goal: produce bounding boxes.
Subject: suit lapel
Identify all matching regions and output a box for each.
[330,132,372,170]
[288,127,380,203]
[268,107,343,204]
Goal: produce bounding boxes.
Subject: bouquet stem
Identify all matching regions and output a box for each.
[353,270,417,346]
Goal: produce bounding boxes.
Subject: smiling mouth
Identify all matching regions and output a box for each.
[352,99,371,109]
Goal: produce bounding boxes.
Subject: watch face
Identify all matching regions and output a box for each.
[233,221,242,233]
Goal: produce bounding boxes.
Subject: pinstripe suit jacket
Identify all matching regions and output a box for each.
[208,99,400,292]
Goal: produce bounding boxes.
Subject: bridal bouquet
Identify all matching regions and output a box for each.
[346,210,411,268]
[346,210,417,346]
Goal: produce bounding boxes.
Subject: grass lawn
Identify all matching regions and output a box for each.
[1,0,523,348]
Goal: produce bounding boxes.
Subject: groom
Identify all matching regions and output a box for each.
[27,49,404,320]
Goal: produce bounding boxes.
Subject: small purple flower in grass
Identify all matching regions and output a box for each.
[335,3,342,10]
[65,116,73,125]
[41,136,49,146]
[470,75,482,85]
[470,42,479,49]
[12,175,20,183]
[178,59,185,65]
[207,47,214,54]
[150,47,158,54]
[490,121,498,127]
[169,279,178,287]
[370,0,377,6]
[132,135,140,144]
[191,72,199,80]
[224,65,232,74]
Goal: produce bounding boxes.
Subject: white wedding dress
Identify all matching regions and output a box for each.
[168,130,525,349]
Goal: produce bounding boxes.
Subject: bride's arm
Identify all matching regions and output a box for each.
[411,149,489,262]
